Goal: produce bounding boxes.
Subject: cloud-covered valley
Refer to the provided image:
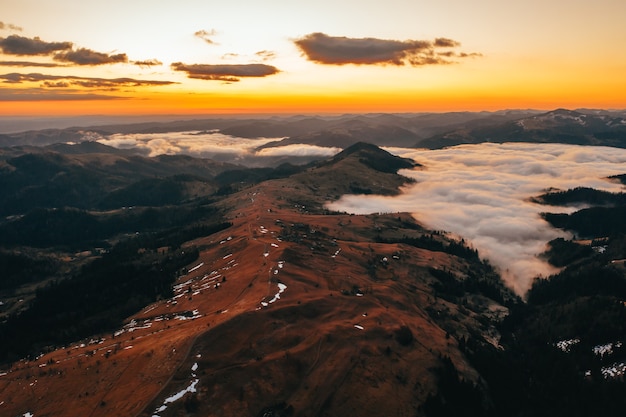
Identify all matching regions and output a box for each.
[96,130,341,166]
[327,143,626,295]
[91,133,626,295]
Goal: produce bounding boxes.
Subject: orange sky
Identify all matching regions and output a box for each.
[2,0,625,116]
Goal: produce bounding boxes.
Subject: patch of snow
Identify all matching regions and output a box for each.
[223,254,232,259]
[124,346,133,350]
[354,325,364,330]
[555,338,580,353]
[23,413,34,417]
[601,362,626,379]
[262,282,287,307]
[165,379,199,404]
[191,362,198,372]
[271,243,279,248]
[593,341,622,357]
[187,262,204,273]
[593,245,607,254]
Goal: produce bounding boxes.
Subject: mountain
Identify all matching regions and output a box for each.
[0,110,540,150]
[0,143,516,417]
[418,109,626,148]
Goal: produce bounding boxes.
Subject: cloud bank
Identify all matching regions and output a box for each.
[0,35,72,55]
[171,62,280,82]
[294,32,480,66]
[94,131,336,165]
[53,48,128,65]
[0,35,134,66]
[326,143,626,295]
[0,72,175,88]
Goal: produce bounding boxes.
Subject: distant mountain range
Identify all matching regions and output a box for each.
[2,108,625,152]
[418,109,626,149]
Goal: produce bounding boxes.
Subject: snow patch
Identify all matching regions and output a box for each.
[555,338,580,353]
[187,262,204,273]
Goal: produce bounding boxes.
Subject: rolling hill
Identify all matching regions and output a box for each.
[0,143,516,417]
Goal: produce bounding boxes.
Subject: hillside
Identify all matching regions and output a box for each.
[0,143,515,417]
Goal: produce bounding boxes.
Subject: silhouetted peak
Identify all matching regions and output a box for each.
[331,142,417,173]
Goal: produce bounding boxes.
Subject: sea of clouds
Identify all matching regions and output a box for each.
[327,143,626,295]
[97,130,340,166]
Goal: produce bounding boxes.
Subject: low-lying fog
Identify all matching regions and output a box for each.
[327,143,626,295]
[97,131,340,166]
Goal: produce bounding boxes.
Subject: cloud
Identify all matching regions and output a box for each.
[0,22,23,32]
[194,29,218,44]
[0,87,123,101]
[133,59,163,68]
[256,144,341,158]
[0,35,72,55]
[0,72,175,90]
[95,130,336,167]
[54,47,128,65]
[171,62,280,82]
[327,143,626,295]
[0,60,61,67]
[98,131,280,158]
[293,32,480,66]
[255,50,276,61]
[433,37,460,48]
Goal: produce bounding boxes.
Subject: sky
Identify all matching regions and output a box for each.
[327,143,626,295]
[1,0,626,116]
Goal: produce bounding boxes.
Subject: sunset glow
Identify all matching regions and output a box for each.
[2,0,625,116]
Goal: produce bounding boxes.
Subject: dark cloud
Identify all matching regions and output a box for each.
[0,60,61,68]
[194,29,217,45]
[434,37,460,48]
[0,35,72,55]
[171,62,280,82]
[0,22,23,31]
[133,59,163,68]
[294,32,479,66]
[0,72,176,89]
[54,48,128,65]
